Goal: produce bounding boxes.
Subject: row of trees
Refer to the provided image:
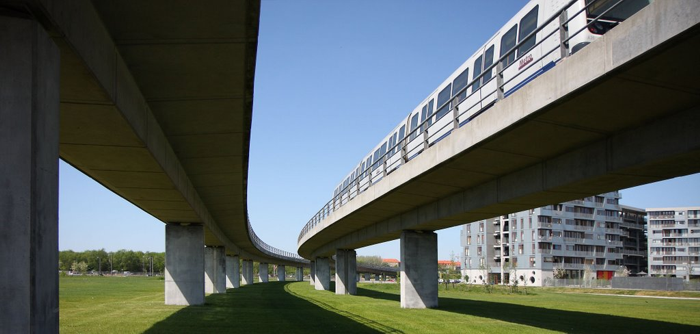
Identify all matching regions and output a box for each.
[59,249,165,274]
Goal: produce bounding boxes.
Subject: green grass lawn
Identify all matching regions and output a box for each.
[60,276,700,333]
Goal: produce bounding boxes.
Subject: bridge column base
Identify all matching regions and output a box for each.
[278,265,286,282]
[0,15,60,333]
[296,267,304,281]
[165,224,205,305]
[309,261,316,285]
[314,257,330,290]
[204,246,226,294]
[336,249,357,295]
[226,255,240,288]
[401,230,438,309]
[259,263,269,283]
[242,260,254,285]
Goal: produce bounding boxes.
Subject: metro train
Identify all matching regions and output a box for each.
[331,0,650,208]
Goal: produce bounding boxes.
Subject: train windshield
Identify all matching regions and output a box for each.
[585,0,651,21]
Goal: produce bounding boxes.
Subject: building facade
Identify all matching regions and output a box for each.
[647,206,700,279]
[460,192,649,286]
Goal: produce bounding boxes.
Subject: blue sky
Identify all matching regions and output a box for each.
[59,1,700,260]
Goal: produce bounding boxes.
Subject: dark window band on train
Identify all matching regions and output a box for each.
[483,45,495,83]
[436,84,452,121]
[518,6,539,57]
[409,113,419,141]
[501,25,517,68]
[426,99,434,127]
[472,55,482,93]
[453,69,469,103]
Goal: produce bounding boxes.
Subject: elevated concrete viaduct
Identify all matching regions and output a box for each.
[1,0,307,332]
[298,0,700,308]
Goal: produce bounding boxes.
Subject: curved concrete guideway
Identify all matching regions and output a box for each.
[0,1,307,331]
[298,0,700,308]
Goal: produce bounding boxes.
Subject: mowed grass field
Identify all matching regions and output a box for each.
[60,276,700,333]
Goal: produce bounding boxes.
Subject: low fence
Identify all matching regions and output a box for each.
[543,277,700,291]
[611,277,684,291]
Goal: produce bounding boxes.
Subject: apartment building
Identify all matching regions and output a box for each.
[620,205,648,274]
[460,192,648,286]
[647,206,700,279]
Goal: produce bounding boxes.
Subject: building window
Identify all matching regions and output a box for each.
[479,222,484,232]
[467,236,471,245]
[530,256,536,268]
[477,247,482,256]
[519,245,524,254]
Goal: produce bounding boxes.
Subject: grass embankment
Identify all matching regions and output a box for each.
[60,277,700,333]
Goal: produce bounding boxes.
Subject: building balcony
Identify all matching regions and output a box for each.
[604,216,623,223]
[620,222,644,230]
[623,250,647,256]
[605,228,622,234]
[565,225,594,231]
[538,222,553,228]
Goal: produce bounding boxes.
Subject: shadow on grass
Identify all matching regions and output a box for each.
[144,282,394,334]
[357,287,700,333]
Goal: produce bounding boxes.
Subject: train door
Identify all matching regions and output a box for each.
[404,110,423,160]
[501,5,543,97]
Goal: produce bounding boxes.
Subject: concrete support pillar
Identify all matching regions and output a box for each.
[400,230,438,309]
[296,267,303,281]
[309,261,316,285]
[165,224,204,305]
[314,257,330,291]
[357,273,361,282]
[278,265,286,282]
[364,273,370,281]
[226,255,240,289]
[335,249,357,295]
[0,15,60,333]
[259,263,269,283]
[204,246,225,294]
[242,260,253,285]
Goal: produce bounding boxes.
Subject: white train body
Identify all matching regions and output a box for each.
[331,0,650,208]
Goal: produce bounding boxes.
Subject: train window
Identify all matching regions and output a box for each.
[436,84,452,121]
[421,105,427,133]
[372,147,382,171]
[518,6,539,57]
[380,142,387,157]
[500,25,517,68]
[409,113,419,141]
[483,45,494,83]
[453,68,469,103]
[427,99,434,127]
[472,55,483,93]
[365,156,372,173]
[388,132,397,157]
[398,125,406,152]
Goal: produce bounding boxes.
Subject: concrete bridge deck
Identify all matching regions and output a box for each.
[299,0,700,259]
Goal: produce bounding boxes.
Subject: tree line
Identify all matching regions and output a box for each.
[59,249,165,274]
